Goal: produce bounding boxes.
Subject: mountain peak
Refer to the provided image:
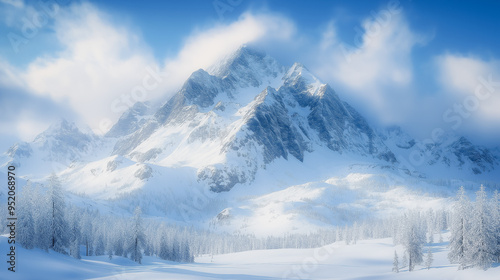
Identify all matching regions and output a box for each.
[35,118,80,141]
[32,118,94,159]
[106,102,153,138]
[207,45,284,88]
[285,61,316,80]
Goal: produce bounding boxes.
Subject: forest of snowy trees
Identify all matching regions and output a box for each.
[4,176,499,271]
[15,175,194,263]
[390,185,500,272]
[448,186,500,270]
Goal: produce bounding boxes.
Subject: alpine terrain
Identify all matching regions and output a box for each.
[2,46,499,234]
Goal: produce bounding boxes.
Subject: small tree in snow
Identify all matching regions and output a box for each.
[490,190,500,262]
[129,206,145,264]
[48,174,69,254]
[392,250,399,273]
[425,248,433,270]
[18,182,35,249]
[158,234,170,260]
[402,253,408,269]
[402,212,424,271]
[448,186,471,269]
[467,185,496,270]
[68,207,81,259]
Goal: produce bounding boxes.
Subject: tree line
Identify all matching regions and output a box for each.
[4,177,499,271]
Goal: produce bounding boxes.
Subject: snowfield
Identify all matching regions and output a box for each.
[2,233,498,280]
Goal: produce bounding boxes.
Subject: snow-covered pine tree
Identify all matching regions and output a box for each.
[129,206,145,264]
[159,234,170,260]
[114,223,125,258]
[94,231,106,256]
[344,226,351,245]
[426,209,435,244]
[106,232,114,260]
[491,190,500,262]
[467,185,496,270]
[143,224,153,257]
[17,182,35,249]
[448,186,471,269]
[68,207,81,259]
[181,240,194,262]
[80,211,94,256]
[171,237,180,262]
[402,252,408,268]
[392,250,399,273]
[352,222,359,245]
[34,185,51,251]
[402,212,424,271]
[336,227,342,243]
[425,247,433,270]
[48,174,69,254]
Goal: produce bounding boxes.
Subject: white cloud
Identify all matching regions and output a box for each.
[15,4,294,135]
[21,3,158,134]
[436,54,493,94]
[319,21,337,51]
[310,12,424,124]
[436,54,500,123]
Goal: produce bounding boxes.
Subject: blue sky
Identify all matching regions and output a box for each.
[1,0,500,152]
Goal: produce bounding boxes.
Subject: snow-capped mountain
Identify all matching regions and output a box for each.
[107,46,398,192]
[2,46,499,234]
[2,119,102,177]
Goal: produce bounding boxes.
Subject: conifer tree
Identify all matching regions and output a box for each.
[392,250,399,273]
[448,186,471,269]
[425,247,433,270]
[68,207,81,259]
[159,234,170,260]
[402,212,424,271]
[402,253,408,268]
[468,185,496,270]
[129,206,145,264]
[48,174,69,254]
[491,190,500,262]
[18,182,35,249]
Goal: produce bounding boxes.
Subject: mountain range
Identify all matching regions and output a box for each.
[2,46,499,234]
